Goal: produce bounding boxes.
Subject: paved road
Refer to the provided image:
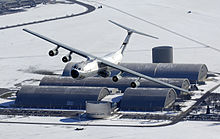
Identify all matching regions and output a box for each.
[69,0,95,16]
[0,0,96,30]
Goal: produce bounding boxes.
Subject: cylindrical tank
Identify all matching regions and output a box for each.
[152,46,173,63]
[40,76,190,95]
[86,101,111,119]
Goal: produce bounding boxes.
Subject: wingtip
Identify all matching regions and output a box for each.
[108,20,114,23]
[23,28,28,32]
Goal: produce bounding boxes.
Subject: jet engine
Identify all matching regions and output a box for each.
[130,79,140,88]
[71,69,79,78]
[112,74,122,82]
[49,47,59,56]
[62,55,72,63]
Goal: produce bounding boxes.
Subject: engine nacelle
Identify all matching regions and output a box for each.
[112,74,122,82]
[98,70,111,78]
[62,55,72,63]
[71,69,79,78]
[49,48,59,56]
[130,80,140,88]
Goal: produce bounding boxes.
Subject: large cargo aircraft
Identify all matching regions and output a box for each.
[23,20,189,93]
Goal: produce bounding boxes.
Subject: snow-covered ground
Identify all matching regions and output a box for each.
[0,3,85,27]
[0,0,220,138]
[0,117,219,139]
[1,0,220,88]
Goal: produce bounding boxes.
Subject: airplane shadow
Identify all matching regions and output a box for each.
[208,122,220,126]
[60,118,81,123]
[60,116,91,123]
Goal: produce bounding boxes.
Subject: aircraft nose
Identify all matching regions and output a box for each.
[71,69,79,78]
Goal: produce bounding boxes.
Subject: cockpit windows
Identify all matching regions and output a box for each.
[73,60,95,71]
[73,64,83,71]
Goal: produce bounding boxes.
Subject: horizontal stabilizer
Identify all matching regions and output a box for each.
[109,20,159,39]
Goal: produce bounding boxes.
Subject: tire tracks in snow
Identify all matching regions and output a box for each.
[0,0,96,30]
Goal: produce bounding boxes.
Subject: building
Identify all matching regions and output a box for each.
[15,85,110,109]
[62,62,208,83]
[120,88,177,111]
[86,101,112,119]
[40,76,190,95]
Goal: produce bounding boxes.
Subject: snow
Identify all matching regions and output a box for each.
[1,0,220,88]
[0,116,219,139]
[0,114,171,126]
[0,0,220,138]
[0,3,85,27]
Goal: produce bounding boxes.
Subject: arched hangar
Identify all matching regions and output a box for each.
[62,62,208,83]
[40,76,190,96]
[15,85,110,109]
[120,88,177,112]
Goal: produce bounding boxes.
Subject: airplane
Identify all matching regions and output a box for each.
[23,20,189,93]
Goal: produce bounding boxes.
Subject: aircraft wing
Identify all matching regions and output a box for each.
[96,58,190,93]
[23,29,189,93]
[23,29,95,59]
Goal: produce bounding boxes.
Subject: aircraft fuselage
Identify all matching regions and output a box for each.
[71,50,123,79]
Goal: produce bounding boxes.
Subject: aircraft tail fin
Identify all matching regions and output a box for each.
[109,20,159,39]
[109,20,158,54]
